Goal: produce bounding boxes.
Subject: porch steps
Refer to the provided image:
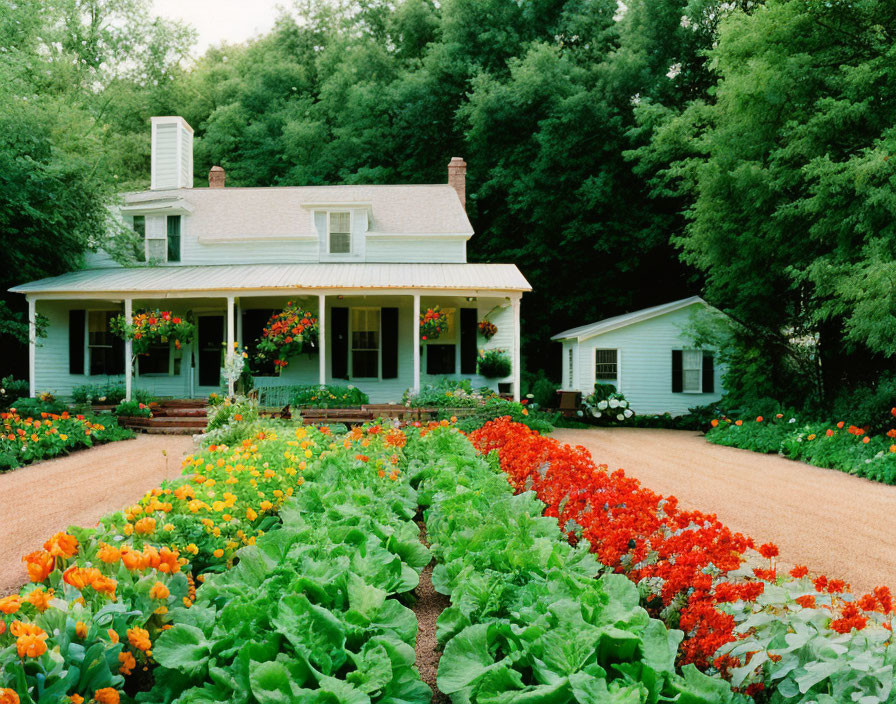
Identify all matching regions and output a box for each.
[120,399,209,436]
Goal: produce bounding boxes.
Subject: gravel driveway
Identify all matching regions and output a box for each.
[554,428,896,594]
[0,435,195,595]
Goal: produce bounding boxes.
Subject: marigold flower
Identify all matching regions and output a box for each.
[93,688,120,704]
[127,627,151,652]
[213,549,224,558]
[734,420,743,426]
[108,628,119,643]
[0,595,22,614]
[97,544,121,564]
[118,650,136,675]
[25,587,53,613]
[68,695,83,704]
[76,621,88,638]
[789,565,808,578]
[22,550,54,582]
[43,532,78,559]
[149,582,170,600]
[0,688,19,704]
[134,517,156,535]
[11,621,48,658]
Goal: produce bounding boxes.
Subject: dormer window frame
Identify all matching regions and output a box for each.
[327,211,352,255]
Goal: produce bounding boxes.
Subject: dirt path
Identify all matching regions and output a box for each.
[0,435,195,595]
[554,428,896,594]
[413,519,450,703]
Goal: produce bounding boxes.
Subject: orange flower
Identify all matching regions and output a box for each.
[25,587,53,613]
[93,689,120,704]
[120,547,146,571]
[149,582,170,600]
[127,627,151,652]
[0,595,22,614]
[0,689,20,704]
[43,532,78,559]
[69,695,84,704]
[756,416,763,422]
[118,650,136,675]
[22,551,54,583]
[96,544,121,564]
[795,595,816,609]
[108,628,119,644]
[758,543,779,559]
[789,565,808,579]
[155,547,181,574]
[710,419,719,427]
[734,420,743,426]
[76,621,88,639]
[134,517,156,535]
[11,621,48,658]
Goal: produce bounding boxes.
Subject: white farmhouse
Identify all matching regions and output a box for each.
[552,296,724,416]
[11,116,530,403]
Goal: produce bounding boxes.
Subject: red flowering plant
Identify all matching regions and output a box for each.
[255,301,318,369]
[111,310,195,355]
[419,306,448,341]
[468,417,895,700]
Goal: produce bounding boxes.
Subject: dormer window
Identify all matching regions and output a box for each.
[328,212,351,254]
[167,215,182,262]
[132,216,146,262]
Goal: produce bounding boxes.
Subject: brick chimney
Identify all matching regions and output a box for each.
[208,165,226,188]
[447,156,466,210]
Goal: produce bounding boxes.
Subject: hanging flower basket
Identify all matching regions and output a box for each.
[111,310,196,355]
[478,319,498,340]
[420,306,448,341]
[255,301,319,369]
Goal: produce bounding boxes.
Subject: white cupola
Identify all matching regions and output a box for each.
[150,116,194,190]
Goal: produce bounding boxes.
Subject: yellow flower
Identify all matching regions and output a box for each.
[213,549,224,558]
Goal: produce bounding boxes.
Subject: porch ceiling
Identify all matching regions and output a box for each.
[10,262,531,296]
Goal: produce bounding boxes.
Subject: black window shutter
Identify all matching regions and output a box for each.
[702,353,715,393]
[69,310,85,375]
[331,307,349,380]
[427,344,456,375]
[381,308,399,379]
[460,308,478,375]
[671,349,683,393]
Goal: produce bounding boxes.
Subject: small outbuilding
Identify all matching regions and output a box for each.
[551,296,724,416]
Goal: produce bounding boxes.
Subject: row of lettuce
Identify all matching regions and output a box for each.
[470,418,895,702]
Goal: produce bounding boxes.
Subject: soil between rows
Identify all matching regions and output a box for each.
[413,518,451,703]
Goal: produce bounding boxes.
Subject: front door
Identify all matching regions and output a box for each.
[197,315,224,387]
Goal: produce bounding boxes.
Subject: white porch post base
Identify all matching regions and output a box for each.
[412,294,421,394]
[512,296,521,402]
[226,296,235,397]
[318,294,326,386]
[27,297,36,398]
[124,298,133,402]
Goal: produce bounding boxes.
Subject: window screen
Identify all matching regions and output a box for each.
[682,350,703,392]
[595,349,618,381]
[329,212,351,254]
[351,308,379,378]
[568,348,574,387]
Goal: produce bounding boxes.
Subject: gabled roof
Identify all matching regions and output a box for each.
[10,263,531,295]
[123,185,473,241]
[551,296,709,342]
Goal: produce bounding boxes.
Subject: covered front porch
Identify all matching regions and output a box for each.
[23,285,526,406]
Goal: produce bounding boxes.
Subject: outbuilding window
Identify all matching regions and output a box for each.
[568,348,574,388]
[595,349,618,383]
[682,350,702,392]
[328,212,351,254]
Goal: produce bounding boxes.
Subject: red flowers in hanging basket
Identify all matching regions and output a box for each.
[419,306,448,341]
[110,309,195,355]
[256,301,319,368]
[477,319,498,339]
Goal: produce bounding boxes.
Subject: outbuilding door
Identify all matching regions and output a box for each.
[197,315,224,387]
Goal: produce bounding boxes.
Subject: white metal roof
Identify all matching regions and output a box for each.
[123,185,473,240]
[551,296,708,341]
[10,263,531,295]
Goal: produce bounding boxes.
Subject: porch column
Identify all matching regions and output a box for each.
[124,298,133,402]
[27,297,36,398]
[412,294,421,394]
[512,296,521,402]
[318,294,326,386]
[226,296,235,398]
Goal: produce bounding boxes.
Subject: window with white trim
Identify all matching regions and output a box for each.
[682,350,702,392]
[328,212,351,254]
[87,311,121,376]
[595,349,618,382]
[351,307,380,378]
[568,348,574,388]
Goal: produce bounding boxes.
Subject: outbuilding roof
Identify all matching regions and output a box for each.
[551,296,708,341]
[10,263,531,296]
[122,185,473,241]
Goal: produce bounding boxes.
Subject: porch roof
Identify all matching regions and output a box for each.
[10,262,531,296]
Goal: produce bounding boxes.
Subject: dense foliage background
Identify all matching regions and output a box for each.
[3,0,895,411]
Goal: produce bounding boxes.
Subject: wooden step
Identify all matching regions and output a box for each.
[124,417,207,428]
[144,426,202,435]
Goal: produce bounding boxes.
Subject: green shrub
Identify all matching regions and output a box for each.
[0,376,29,410]
[522,370,558,409]
[205,396,260,433]
[114,400,152,418]
[828,373,896,434]
[288,383,369,408]
[444,398,557,434]
[71,382,127,405]
[477,348,512,378]
[582,389,635,425]
[404,379,498,408]
[9,396,67,416]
